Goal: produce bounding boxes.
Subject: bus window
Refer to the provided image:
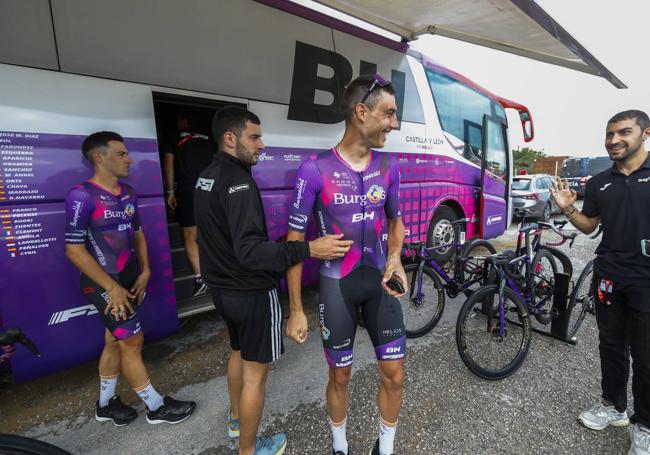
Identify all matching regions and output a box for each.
[426,69,504,166]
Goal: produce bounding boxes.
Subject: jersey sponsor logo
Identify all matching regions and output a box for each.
[335,353,353,368]
[104,209,129,220]
[228,183,249,194]
[196,178,215,191]
[362,170,380,181]
[124,203,135,218]
[366,185,386,203]
[600,182,613,190]
[293,178,306,208]
[637,177,650,183]
[288,222,302,229]
[333,185,386,206]
[69,200,83,227]
[118,222,132,231]
[352,211,375,223]
[48,304,98,325]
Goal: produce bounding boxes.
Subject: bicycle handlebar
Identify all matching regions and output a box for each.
[0,328,41,357]
[535,221,578,247]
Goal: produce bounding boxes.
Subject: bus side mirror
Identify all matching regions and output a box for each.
[520,110,534,142]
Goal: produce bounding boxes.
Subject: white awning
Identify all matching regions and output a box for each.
[302,0,626,88]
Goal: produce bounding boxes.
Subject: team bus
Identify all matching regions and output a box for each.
[0,0,533,382]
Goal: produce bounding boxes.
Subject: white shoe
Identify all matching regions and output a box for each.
[578,401,629,430]
[629,424,650,455]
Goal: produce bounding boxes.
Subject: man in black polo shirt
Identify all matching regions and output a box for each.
[551,110,650,454]
[163,112,216,297]
[195,106,353,455]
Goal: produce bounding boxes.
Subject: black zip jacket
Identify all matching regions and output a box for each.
[195,151,310,294]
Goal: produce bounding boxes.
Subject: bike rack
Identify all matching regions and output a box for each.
[504,272,577,345]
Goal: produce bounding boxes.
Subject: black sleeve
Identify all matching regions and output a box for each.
[582,178,599,217]
[225,178,310,272]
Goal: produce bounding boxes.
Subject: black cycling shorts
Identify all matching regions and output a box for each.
[80,261,142,340]
[319,266,406,368]
[210,287,284,364]
[177,189,196,228]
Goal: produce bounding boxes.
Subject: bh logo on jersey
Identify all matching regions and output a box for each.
[124,204,135,218]
[366,185,386,204]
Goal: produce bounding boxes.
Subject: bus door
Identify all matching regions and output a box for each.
[0,64,178,382]
[479,114,510,239]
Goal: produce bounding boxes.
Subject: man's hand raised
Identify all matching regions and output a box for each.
[550,177,577,211]
[309,234,353,260]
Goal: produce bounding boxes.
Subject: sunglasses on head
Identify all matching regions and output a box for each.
[360,73,389,105]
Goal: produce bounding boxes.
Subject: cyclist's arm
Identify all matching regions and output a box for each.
[386,217,405,266]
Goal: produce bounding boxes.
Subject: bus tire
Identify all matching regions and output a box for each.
[426,205,459,264]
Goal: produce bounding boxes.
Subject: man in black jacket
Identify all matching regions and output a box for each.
[195,106,352,455]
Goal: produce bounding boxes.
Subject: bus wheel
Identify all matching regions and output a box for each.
[427,206,458,264]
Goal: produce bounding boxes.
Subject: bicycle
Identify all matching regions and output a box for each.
[455,221,577,380]
[398,218,497,338]
[565,225,603,339]
[0,328,72,455]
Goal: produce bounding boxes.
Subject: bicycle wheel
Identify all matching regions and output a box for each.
[456,284,531,380]
[531,248,558,324]
[566,261,594,339]
[399,263,445,338]
[540,245,573,281]
[459,239,497,286]
[0,434,71,455]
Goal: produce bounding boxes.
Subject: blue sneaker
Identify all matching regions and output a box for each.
[253,433,287,455]
[228,411,240,438]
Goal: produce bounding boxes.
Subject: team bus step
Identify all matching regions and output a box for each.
[176,294,214,318]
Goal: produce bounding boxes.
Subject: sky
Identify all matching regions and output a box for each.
[410,0,650,158]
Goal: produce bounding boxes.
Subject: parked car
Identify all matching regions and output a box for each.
[511,174,560,221]
[560,156,612,197]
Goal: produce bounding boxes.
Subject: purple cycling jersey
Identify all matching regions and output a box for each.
[65,181,141,274]
[289,148,401,279]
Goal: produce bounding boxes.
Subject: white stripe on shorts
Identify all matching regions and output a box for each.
[269,288,281,361]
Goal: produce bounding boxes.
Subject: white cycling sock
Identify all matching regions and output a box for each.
[329,416,348,454]
[99,373,119,407]
[134,380,164,411]
[379,416,397,455]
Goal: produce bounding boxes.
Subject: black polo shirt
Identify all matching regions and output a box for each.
[582,154,650,286]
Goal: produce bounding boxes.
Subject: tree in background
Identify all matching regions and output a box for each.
[513,147,545,174]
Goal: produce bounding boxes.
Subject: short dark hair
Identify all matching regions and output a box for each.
[341,75,395,121]
[608,110,650,131]
[212,106,261,148]
[81,131,124,161]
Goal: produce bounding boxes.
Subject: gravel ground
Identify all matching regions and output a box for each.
[0,205,637,454]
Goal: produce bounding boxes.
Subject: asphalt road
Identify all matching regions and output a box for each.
[2,205,637,454]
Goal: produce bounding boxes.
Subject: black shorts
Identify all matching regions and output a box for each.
[210,287,284,363]
[177,189,196,228]
[80,261,142,340]
[319,266,406,368]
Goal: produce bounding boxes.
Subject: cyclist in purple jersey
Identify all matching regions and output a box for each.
[65,131,195,427]
[286,75,407,455]
[65,181,141,275]
[288,147,401,279]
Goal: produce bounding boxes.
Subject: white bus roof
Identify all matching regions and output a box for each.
[261,0,626,88]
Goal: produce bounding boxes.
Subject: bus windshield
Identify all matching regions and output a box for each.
[560,158,583,178]
[426,68,507,167]
[588,157,612,175]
